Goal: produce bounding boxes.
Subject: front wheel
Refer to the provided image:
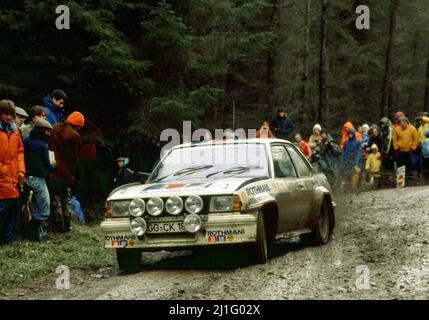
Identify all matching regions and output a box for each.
[116,248,142,273]
[254,213,268,264]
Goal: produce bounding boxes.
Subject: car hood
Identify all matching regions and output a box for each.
[108,177,266,201]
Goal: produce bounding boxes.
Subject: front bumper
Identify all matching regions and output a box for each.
[101,213,258,249]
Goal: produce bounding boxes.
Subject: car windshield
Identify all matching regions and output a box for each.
[149,143,269,183]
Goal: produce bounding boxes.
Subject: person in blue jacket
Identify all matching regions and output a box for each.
[269,108,295,140]
[42,89,67,125]
[341,128,363,192]
[23,119,56,241]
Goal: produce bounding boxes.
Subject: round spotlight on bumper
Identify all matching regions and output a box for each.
[183,213,202,233]
[166,196,183,215]
[147,197,164,216]
[130,217,147,236]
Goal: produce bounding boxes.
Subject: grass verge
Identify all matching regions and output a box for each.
[0,224,115,295]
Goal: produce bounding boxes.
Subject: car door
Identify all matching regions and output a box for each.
[285,145,316,229]
[270,144,304,233]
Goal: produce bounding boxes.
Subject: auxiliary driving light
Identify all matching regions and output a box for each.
[129,198,145,217]
[165,196,183,215]
[185,195,203,214]
[147,197,164,216]
[130,217,147,236]
[183,213,202,233]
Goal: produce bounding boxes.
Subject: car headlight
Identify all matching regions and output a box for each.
[129,198,145,217]
[111,201,131,217]
[209,195,241,212]
[183,213,202,233]
[165,196,183,215]
[147,197,164,216]
[130,217,147,236]
[185,195,203,214]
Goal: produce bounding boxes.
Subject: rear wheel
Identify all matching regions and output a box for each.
[116,248,142,273]
[311,199,332,245]
[254,213,268,264]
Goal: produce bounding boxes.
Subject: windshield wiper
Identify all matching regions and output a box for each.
[205,165,262,178]
[155,165,214,182]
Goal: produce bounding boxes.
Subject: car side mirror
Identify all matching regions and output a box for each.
[135,172,151,184]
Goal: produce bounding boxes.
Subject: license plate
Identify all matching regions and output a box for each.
[147,221,186,233]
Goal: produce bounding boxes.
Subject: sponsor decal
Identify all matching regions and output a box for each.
[207,229,245,243]
[165,184,186,189]
[105,235,136,241]
[226,234,235,242]
[128,240,135,247]
[241,191,248,203]
[112,240,120,247]
[245,184,271,196]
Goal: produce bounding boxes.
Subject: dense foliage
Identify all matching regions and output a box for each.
[1,0,429,143]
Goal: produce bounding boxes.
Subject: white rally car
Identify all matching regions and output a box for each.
[102,139,335,272]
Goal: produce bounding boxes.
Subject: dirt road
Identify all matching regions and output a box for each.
[8,186,429,300]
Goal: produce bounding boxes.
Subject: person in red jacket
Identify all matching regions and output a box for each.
[0,100,26,244]
[294,132,312,161]
[48,111,84,233]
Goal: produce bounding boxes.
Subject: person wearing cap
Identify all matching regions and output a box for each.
[0,100,26,244]
[21,105,46,138]
[269,108,295,140]
[23,118,55,241]
[14,107,29,131]
[48,111,84,233]
[42,89,67,125]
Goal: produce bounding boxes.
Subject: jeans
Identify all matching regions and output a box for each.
[0,198,19,244]
[25,176,50,221]
[397,151,415,175]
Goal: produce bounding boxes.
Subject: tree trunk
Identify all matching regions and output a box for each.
[302,0,311,120]
[424,54,429,111]
[381,0,399,118]
[318,0,328,123]
[266,0,279,116]
[407,37,418,111]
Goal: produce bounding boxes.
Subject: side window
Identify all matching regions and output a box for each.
[271,145,297,178]
[286,146,312,177]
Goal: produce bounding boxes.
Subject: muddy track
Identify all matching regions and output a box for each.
[7,186,429,300]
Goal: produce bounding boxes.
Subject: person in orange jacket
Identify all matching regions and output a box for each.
[294,132,312,160]
[340,121,362,150]
[0,100,26,244]
[256,121,274,138]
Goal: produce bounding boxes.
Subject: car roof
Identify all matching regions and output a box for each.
[170,138,293,151]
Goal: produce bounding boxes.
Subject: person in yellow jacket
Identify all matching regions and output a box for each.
[417,114,429,143]
[365,144,382,188]
[416,114,429,178]
[393,117,419,178]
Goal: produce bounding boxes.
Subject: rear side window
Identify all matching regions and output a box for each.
[286,146,312,177]
[271,145,297,178]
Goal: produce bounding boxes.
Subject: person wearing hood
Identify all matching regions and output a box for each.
[393,111,405,129]
[309,124,323,153]
[422,127,429,178]
[23,119,55,241]
[361,124,370,149]
[415,113,429,179]
[365,144,382,189]
[48,111,84,233]
[42,89,67,125]
[270,108,295,140]
[0,100,26,244]
[340,128,363,192]
[393,117,419,179]
[340,121,362,150]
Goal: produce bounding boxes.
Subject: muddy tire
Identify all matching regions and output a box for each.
[116,248,142,273]
[254,213,268,264]
[311,199,332,245]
